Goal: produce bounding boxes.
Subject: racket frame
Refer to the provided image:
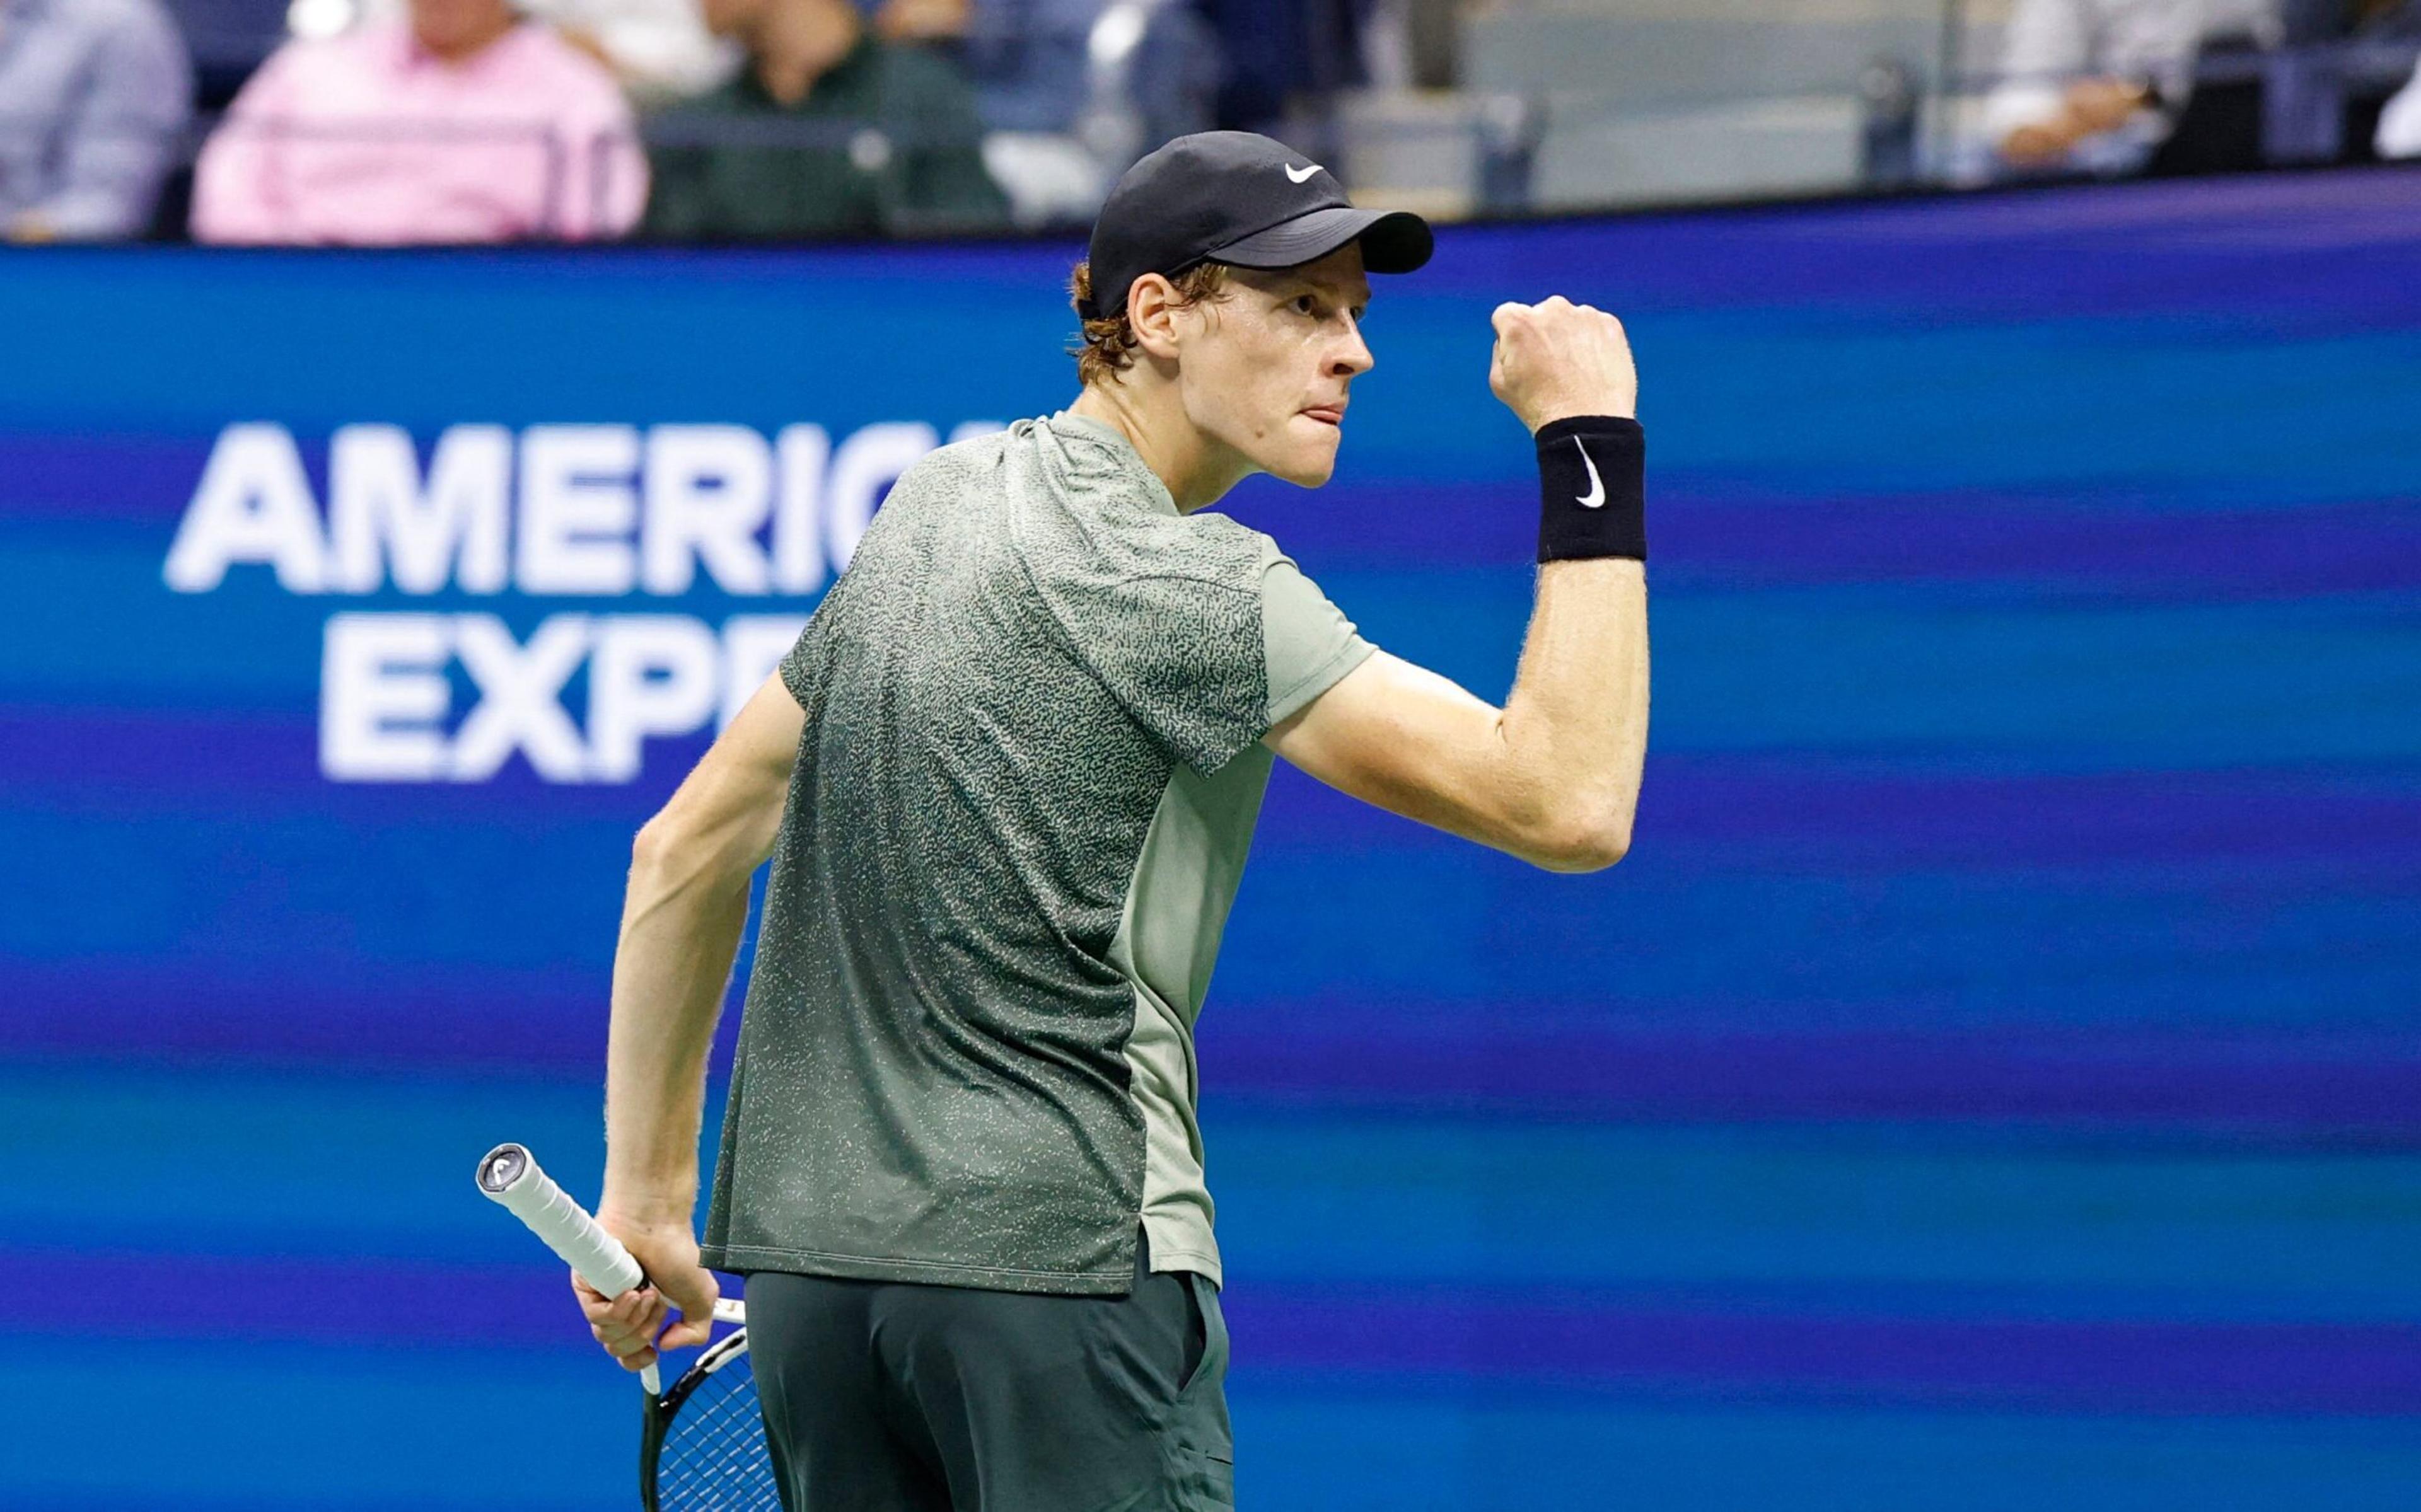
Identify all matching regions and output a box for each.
[639,1326,758,1512]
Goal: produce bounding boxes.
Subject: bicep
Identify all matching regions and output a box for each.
[644,670,804,874]
[1264,650,1543,860]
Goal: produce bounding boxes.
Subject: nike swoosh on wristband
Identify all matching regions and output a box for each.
[1572,437,1606,508]
[1284,162,1323,183]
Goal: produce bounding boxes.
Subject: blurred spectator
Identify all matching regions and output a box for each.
[543,0,740,97]
[1200,0,1366,134]
[956,0,1084,134]
[190,0,646,243]
[641,0,1006,239]
[351,0,742,102]
[2381,54,2421,154]
[942,0,1219,227]
[953,0,1106,226]
[0,0,194,241]
[1983,0,2279,173]
[980,1,1216,139]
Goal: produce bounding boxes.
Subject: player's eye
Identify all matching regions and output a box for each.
[1292,295,1318,317]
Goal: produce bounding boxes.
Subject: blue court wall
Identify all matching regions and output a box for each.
[3,168,2418,1510]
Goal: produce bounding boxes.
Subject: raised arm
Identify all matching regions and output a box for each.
[1267,297,1649,874]
[579,668,803,1373]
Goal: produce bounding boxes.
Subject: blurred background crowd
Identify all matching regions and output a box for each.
[4,0,2420,245]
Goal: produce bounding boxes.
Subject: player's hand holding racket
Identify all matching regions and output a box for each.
[479,1144,777,1511]
[574,1208,719,1375]
[1488,295,1639,431]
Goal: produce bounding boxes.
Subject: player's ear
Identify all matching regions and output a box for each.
[1129,274,1186,362]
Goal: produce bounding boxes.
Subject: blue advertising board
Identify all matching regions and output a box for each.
[4,169,2419,1509]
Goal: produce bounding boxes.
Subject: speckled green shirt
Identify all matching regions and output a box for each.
[702,412,1373,1295]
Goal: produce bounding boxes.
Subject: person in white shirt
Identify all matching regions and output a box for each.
[1983,0,2278,171]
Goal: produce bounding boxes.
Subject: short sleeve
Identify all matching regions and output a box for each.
[1262,557,1374,726]
[1058,572,1270,776]
[1043,541,1374,776]
[777,602,835,713]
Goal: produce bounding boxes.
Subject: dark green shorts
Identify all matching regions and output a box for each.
[744,1229,1234,1511]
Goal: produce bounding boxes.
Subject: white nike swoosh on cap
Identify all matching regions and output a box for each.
[1284,162,1323,183]
[1572,437,1606,508]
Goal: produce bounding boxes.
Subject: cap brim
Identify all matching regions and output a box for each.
[1204,205,1434,277]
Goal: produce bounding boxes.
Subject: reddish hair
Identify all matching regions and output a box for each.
[1067,260,1231,386]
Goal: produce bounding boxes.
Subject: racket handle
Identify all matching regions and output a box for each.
[477,1143,646,1298]
[475,1141,663,1394]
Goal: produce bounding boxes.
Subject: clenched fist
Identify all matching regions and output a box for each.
[1489,297,1638,433]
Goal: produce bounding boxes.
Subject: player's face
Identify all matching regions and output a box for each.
[1175,245,1374,488]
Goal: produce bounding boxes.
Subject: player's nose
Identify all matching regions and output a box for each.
[1331,313,1374,377]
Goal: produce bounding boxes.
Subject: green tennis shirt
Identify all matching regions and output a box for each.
[702,412,1374,1295]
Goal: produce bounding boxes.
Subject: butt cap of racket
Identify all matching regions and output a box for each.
[477,1142,530,1196]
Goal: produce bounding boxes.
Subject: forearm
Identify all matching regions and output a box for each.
[600,826,754,1223]
[1490,557,1650,863]
[1482,402,1652,862]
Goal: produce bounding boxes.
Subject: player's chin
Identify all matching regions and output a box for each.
[1267,420,1343,487]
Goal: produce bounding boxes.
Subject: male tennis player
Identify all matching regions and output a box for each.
[574,130,1648,1510]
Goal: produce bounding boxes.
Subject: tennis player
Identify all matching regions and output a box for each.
[574,129,1649,1511]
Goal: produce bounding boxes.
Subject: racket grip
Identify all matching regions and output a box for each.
[475,1142,646,1300]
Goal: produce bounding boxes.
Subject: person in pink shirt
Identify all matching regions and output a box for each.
[190,0,647,244]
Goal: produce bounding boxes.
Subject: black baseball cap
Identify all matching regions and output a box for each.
[1077,131,1434,321]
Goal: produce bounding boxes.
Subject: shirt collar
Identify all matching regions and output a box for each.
[1042,411,1180,518]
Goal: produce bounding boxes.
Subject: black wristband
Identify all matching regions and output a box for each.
[1534,415,1646,564]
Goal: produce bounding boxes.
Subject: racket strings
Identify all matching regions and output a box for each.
[657,1355,784,1512]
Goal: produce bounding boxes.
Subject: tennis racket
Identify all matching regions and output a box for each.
[476,1142,782,1512]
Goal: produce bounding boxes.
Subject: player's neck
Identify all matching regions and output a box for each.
[1069,384,1250,514]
